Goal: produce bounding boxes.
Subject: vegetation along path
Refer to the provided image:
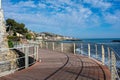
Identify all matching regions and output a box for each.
[0,49,111,80]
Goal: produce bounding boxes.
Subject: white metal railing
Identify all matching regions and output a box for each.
[39,41,120,80]
[0,43,39,77]
[1,40,119,80]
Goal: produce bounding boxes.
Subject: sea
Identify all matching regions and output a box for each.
[82,38,120,56]
[82,38,120,73]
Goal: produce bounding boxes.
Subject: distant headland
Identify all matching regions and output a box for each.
[112,40,120,42]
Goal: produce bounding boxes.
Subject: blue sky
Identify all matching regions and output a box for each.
[2,0,120,38]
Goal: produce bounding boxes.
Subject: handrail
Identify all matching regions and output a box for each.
[39,41,120,80]
[1,40,119,80]
[0,43,39,77]
[100,43,120,79]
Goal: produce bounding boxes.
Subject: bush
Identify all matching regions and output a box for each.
[26,33,32,40]
[8,40,14,48]
[7,36,20,41]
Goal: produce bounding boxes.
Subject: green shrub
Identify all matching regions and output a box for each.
[8,40,14,48]
[26,33,32,40]
[7,36,20,41]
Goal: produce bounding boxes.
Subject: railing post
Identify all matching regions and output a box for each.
[46,42,48,49]
[73,43,76,55]
[25,46,29,68]
[34,45,36,62]
[95,44,98,58]
[61,43,63,52]
[22,44,25,53]
[40,41,42,48]
[52,42,55,51]
[108,47,111,70]
[36,45,39,61]
[88,43,90,58]
[111,51,117,80]
[102,45,105,65]
[34,44,38,61]
[80,43,83,54]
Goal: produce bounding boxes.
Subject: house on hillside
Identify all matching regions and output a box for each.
[16,32,23,37]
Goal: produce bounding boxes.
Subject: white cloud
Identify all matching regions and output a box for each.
[3,0,101,30]
[38,3,46,8]
[3,0,36,14]
[84,0,111,10]
[3,0,119,38]
[14,1,36,8]
[103,11,120,29]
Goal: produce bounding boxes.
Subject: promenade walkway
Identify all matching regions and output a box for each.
[0,49,111,80]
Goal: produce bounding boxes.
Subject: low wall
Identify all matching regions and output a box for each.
[0,50,18,73]
[41,41,74,53]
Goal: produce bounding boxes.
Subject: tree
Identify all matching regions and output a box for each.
[6,18,28,35]
[6,18,31,43]
[6,19,17,34]
[13,32,17,36]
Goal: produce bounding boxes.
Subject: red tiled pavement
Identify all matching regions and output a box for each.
[0,49,111,80]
